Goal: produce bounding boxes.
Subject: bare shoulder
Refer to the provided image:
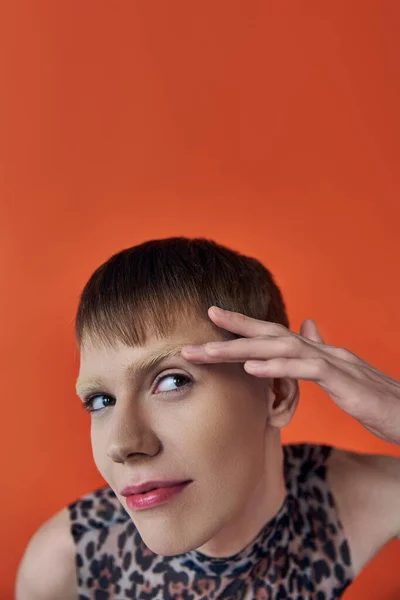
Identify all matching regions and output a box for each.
[327,447,400,576]
[15,506,77,600]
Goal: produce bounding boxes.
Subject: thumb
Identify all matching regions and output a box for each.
[300,319,324,344]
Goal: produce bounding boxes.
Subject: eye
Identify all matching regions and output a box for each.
[82,372,192,413]
[83,394,115,413]
[154,372,192,394]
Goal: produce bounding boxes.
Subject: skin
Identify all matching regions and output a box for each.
[76,317,299,558]
[180,306,400,572]
[76,305,400,571]
[182,306,400,446]
[15,306,400,599]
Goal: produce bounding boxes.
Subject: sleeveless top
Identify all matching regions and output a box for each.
[67,443,354,599]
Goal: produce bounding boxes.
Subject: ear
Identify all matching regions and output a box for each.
[267,378,299,428]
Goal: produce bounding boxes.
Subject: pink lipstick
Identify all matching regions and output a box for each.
[122,481,192,510]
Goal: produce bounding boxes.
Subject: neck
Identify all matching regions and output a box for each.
[194,431,286,558]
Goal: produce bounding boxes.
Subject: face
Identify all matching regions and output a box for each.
[76,317,288,557]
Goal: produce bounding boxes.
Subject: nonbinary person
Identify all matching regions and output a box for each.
[16,237,400,599]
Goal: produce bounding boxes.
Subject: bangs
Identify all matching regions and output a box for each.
[75,237,289,350]
[77,291,219,351]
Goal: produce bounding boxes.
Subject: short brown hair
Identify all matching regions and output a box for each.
[75,237,289,349]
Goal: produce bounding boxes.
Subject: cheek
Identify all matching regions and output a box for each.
[182,390,268,479]
[90,425,109,478]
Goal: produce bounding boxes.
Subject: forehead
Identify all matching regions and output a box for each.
[80,314,218,357]
[76,316,223,395]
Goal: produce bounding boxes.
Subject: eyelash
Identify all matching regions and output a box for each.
[82,372,193,413]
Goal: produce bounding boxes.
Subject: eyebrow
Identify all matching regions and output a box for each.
[75,346,186,398]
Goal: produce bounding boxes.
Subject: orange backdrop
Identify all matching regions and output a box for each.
[1,2,399,598]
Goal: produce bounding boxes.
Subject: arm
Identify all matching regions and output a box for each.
[327,448,400,576]
[15,507,78,600]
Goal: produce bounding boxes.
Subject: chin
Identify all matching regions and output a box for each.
[137,525,214,557]
[140,534,198,557]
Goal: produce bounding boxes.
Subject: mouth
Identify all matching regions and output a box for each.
[124,481,192,511]
[120,479,192,497]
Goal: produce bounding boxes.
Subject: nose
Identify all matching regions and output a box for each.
[105,400,160,463]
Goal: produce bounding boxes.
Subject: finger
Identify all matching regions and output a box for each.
[244,356,360,401]
[181,345,211,362]
[243,356,338,384]
[182,334,351,364]
[244,358,384,427]
[203,335,316,361]
[182,335,321,362]
[208,306,287,338]
[181,337,295,364]
[300,319,324,344]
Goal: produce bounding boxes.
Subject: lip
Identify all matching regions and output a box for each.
[125,481,192,511]
[120,480,192,496]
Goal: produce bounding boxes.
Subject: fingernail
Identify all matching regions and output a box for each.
[245,361,265,370]
[182,345,204,353]
[210,306,227,314]
[205,342,226,350]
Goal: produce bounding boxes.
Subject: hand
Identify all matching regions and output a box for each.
[181,306,400,445]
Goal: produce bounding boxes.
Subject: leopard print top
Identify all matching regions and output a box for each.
[67,443,354,599]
